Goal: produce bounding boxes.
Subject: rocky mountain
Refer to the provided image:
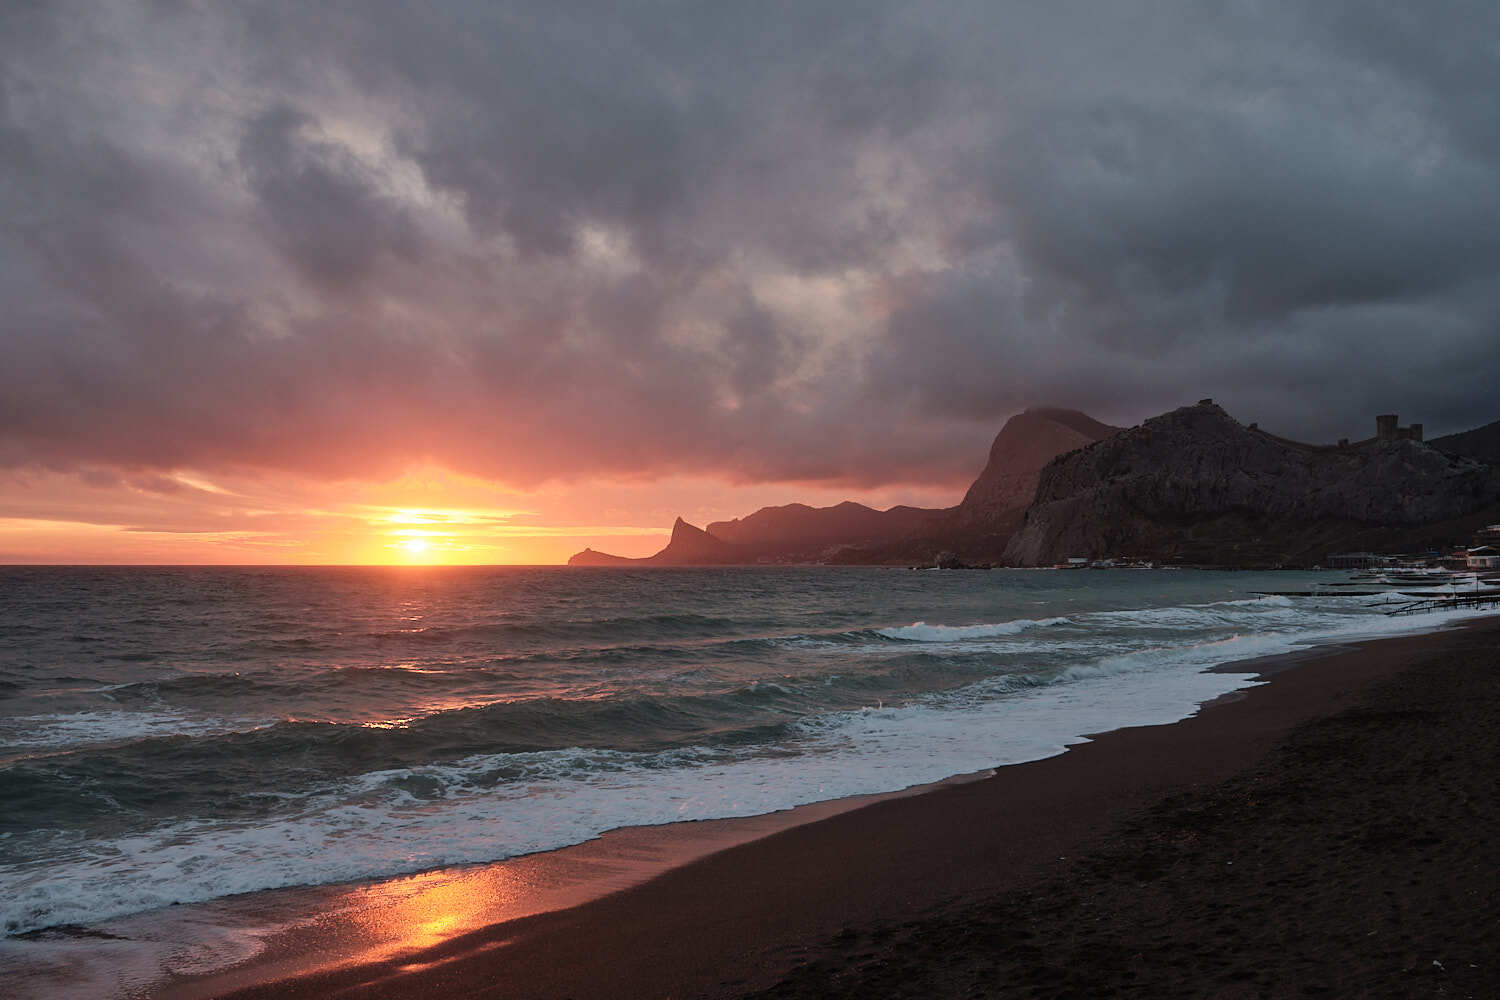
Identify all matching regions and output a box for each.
[1004,400,1500,567]
[944,407,1120,554]
[568,406,1119,566]
[568,517,743,566]
[567,504,948,566]
[653,517,743,564]
[819,408,1124,565]
[957,408,1120,523]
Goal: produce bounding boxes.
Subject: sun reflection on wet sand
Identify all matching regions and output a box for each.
[156,772,988,999]
[339,866,536,965]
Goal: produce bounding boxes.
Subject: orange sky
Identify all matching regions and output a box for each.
[0,465,966,565]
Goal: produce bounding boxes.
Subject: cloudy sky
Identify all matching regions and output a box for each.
[3,0,1498,562]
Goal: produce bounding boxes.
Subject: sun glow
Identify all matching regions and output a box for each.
[379,508,467,562]
[391,530,449,563]
[0,464,957,566]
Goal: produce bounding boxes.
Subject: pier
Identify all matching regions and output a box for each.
[1385,592,1500,616]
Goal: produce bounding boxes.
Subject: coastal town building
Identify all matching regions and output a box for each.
[1469,545,1500,570]
[1327,552,1386,569]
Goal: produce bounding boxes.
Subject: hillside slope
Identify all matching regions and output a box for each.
[1003,401,1499,567]
[705,501,949,554]
[1432,418,1500,466]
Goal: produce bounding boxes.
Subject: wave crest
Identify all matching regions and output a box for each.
[876,617,1071,642]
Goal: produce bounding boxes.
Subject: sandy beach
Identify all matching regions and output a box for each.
[167,616,1500,1000]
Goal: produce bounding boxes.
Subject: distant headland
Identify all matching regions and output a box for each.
[570,402,1500,570]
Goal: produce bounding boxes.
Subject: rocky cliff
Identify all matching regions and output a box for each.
[945,408,1119,552]
[567,517,745,566]
[957,408,1120,524]
[568,504,946,566]
[568,405,1122,566]
[1003,401,1500,567]
[654,517,742,564]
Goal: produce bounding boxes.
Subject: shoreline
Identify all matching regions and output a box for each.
[755,613,1500,997]
[140,770,993,1000]
[151,613,1500,999]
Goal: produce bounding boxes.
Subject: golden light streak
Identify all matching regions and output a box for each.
[171,472,234,495]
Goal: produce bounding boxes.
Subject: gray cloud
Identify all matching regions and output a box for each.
[2,0,1499,495]
[239,104,421,288]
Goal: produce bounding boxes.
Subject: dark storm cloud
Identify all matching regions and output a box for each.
[3,0,1499,492]
[239,104,421,288]
[994,101,1500,319]
[865,0,1500,441]
[1312,3,1500,161]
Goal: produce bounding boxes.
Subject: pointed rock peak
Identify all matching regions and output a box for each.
[1144,400,1240,433]
[657,515,739,563]
[670,517,709,540]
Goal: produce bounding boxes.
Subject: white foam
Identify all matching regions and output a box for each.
[0,711,260,763]
[876,617,1071,642]
[0,661,1238,939]
[0,901,272,1000]
[0,633,1318,935]
[1186,594,1295,609]
[1078,602,1298,631]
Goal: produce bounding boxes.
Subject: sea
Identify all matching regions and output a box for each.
[0,565,1486,996]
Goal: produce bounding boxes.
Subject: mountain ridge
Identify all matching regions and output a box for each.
[569,401,1500,568]
[1003,401,1500,567]
[568,406,1117,566]
[1432,418,1500,467]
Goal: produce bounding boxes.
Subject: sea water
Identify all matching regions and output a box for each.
[0,565,1484,994]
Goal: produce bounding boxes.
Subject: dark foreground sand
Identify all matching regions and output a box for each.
[194,618,1500,999]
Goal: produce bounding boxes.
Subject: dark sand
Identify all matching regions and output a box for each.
[190,618,1500,999]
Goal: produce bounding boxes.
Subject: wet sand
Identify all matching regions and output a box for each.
[181,617,1500,999]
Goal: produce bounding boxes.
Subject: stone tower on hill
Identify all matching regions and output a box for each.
[1376,414,1423,442]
